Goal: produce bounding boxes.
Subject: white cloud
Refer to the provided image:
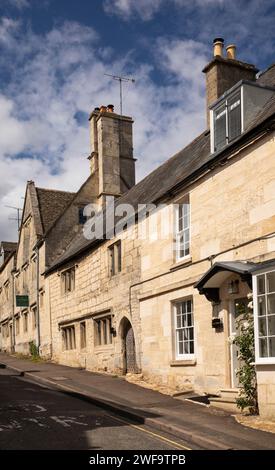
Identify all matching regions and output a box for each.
[0,20,206,241]
[103,0,163,21]
[2,0,30,9]
[0,17,19,43]
[103,0,225,20]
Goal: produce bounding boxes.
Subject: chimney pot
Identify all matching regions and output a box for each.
[226,44,237,60]
[213,37,224,57]
[107,104,114,113]
[100,105,107,113]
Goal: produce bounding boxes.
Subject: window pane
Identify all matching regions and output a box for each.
[228,96,241,141]
[183,341,189,354]
[267,272,275,293]
[259,337,268,357]
[179,235,185,258]
[257,275,265,294]
[268,315,275,336]
[103,320,107,344]
[178,339,183,355]
[117,242,122,272]
[214,106,226,151]
[269,337,275,357]
[178,329,184,342]
[267,294,275,315]
[189,341,194,354]
[184,228,190,244]
[258,296,266,316]
[258,317,267,337]
[97,321,101,345]
[178,206,183,232]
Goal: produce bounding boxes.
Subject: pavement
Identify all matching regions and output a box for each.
[0,352,275,450]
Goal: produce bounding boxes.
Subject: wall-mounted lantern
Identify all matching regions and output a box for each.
[227,279,239,295]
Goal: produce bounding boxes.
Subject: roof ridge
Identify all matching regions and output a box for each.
[36,187,76,194]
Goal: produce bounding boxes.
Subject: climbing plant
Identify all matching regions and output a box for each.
[233,296,258,414]
[29,340,39,359]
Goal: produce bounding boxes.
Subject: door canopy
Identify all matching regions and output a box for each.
[194,261,256,304]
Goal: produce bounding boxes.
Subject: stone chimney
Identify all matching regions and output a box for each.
[203,38,258,127]
[88,105,136,206]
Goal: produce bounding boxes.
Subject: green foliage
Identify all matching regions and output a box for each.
[29,341,39,359]
[233,302,258,414]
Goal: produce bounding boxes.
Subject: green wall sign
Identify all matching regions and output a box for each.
[16,295,29,308]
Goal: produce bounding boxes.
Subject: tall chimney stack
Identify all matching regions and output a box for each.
[203,38,258,127]
[88,105,136,207]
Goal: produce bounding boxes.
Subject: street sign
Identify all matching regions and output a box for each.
[16,295,29,308]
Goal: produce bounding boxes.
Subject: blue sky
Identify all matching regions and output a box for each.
[0,0,275,241]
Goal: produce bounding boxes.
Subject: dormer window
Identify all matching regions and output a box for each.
[213,91,241,152]
[211,81,275,154]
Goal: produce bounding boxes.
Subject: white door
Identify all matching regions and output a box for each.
[229,298,248,388]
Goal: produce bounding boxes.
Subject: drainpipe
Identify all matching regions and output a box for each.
[11,265,16,353]
[33,238,43,352]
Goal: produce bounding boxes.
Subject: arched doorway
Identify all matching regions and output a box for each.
[120,318,138,374]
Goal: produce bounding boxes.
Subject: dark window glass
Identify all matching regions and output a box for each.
[78,207,87,225]
[228,94,241,142]
[214,105,226,151]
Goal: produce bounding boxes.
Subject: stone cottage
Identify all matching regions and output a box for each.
[1,38,275,420]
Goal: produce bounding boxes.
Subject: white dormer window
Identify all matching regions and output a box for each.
[213,91,241,152]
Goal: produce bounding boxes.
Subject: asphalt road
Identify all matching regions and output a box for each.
[0,368,197,450]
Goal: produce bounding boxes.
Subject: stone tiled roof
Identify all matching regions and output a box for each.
[1,241,17,255]
[0,241,17,272]
[46,64,275,273]
[257,63,275,86]
[36,188,75,234]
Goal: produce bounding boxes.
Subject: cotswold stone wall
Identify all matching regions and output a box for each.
[137,132,275,396]
[47,222,142,374]
[0,255,15,352]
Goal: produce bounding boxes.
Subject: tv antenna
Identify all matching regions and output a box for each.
[5,205,23,230]
[104,73,135,115]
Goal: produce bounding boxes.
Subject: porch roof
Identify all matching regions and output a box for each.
[195,259,275,303]
[195,261,256,293]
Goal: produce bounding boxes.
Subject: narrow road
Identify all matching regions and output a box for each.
[0,369,197,450]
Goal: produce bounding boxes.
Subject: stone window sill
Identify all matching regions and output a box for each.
[170,359,197,367]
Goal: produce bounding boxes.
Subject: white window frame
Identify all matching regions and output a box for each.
[253,268,275,364]
[210,88,243,153]
[174,299,195,360]
[175,199,190,262]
